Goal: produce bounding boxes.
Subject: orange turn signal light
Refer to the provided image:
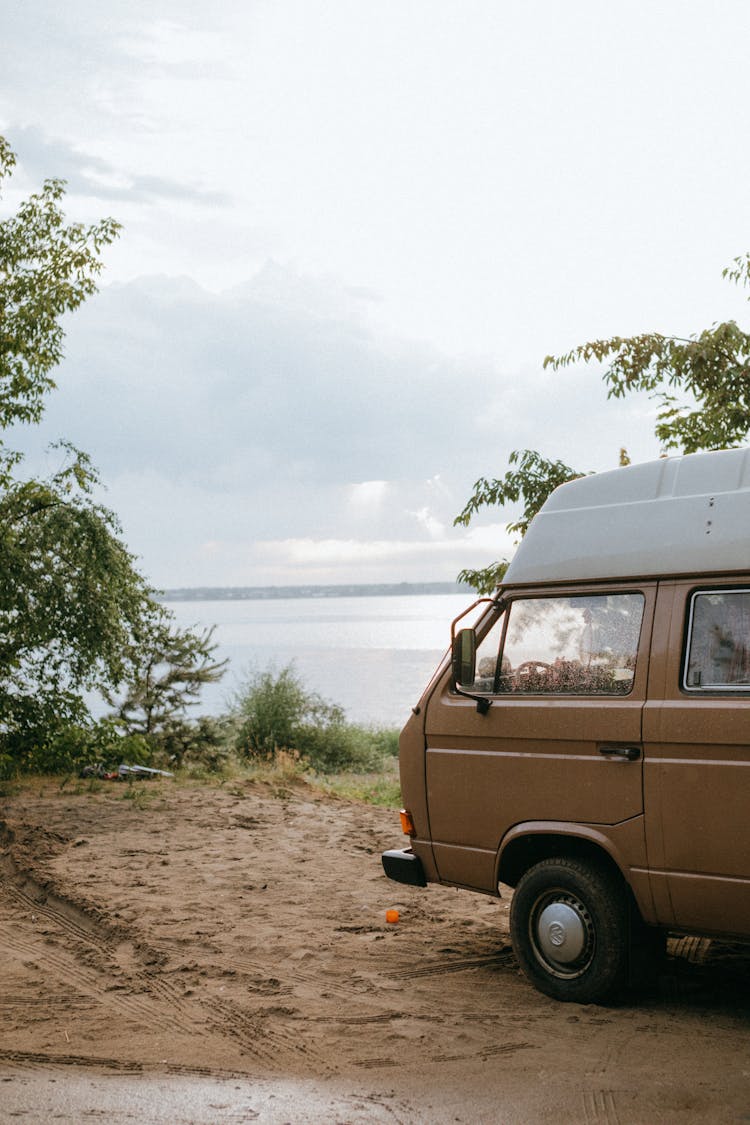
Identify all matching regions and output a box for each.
[399,808,415,836]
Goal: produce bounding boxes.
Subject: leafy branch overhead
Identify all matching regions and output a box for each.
[0,136,121,430]
[457,254,750,592]
[454,449,587,539]
[544,253,750,454]
[454,450,586,594]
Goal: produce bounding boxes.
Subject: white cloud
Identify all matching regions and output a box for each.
[240,527,512,586]
[410,507,445,539]
[7,268,667,587]
[348,480,389,513]
[4,4,750,588]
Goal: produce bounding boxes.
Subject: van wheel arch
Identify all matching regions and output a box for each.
[497,830,625,891]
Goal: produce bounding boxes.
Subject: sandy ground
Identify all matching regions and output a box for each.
[1,776,750,1123]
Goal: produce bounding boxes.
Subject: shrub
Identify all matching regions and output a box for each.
[0,716,150,779]
[231,664,399,774]
[149,715,230,772]
[232,664,320,757]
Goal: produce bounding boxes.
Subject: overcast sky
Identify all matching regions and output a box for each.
[3,1,750,587]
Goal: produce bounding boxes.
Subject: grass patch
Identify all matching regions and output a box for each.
[312,759,401,807]
[0,760,403,809]
[119,781,160,810]
[171,751,402,808]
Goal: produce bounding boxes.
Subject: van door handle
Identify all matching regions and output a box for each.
[598,744,641,761]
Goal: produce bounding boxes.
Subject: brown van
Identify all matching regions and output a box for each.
[382,448,750,1002]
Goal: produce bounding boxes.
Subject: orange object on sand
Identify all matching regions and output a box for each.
[385,909,399,924]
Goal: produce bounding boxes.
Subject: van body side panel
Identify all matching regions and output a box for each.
[397,705,439,881]
[643,579,750,934]
[431,842,498,890]
[424,583,655,892]
[426,706,644,849]
[409,840,440,883]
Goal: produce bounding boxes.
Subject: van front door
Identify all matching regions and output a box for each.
[425,585,655,893]
[643,581,750,935]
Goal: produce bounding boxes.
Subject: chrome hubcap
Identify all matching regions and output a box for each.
[537,902,586,963]
[530,891,595,978]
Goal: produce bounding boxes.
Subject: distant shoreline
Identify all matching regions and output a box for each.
[159,581,472,602]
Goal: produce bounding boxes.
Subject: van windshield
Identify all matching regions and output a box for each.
[472,592,644,696]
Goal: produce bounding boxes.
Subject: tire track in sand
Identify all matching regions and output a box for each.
[1,845,333,1071]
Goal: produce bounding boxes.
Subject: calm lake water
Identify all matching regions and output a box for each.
[165,593,476,728]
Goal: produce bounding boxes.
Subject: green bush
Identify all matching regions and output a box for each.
[0,716,151,779]
[232,664,319,757]
[149,715,230,772]
[0,709,233,779]
[0,663,400,782]
[366,727,400,758]
[231,664,399,774]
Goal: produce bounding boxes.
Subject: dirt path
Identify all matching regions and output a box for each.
[1,777,749,1122]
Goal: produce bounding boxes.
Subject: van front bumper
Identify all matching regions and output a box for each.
[381,848,427,887]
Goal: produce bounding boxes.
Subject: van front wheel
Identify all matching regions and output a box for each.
[510,857,628,1003]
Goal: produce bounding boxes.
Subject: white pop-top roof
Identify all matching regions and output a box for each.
[502,447,750,586]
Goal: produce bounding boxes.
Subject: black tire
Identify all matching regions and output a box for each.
[510,856,629,1003]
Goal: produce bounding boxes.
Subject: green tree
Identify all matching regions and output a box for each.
[111,616,227,736]
[0,445,157,737]
[457,255,750,591]
[0,135,223,769]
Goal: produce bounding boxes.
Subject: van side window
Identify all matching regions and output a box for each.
[473,593,644,696]
[684,589,750,691]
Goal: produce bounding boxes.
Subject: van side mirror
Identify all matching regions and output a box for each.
[452,628,477,688]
